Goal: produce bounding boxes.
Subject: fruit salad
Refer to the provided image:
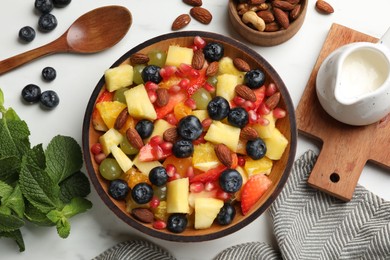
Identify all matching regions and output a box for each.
[90,36,288,233]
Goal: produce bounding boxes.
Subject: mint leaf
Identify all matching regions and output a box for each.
[0,156,20,184]
[0,112,30,158]
[56,218,71,238]
[46,135,83,185]
[0,180,13,198]
[60,171,91,203]
[19,144,62,213]
[0,184,25,218]
[0,229,25,252]
[0,212,24,232]
[24,202,53,226]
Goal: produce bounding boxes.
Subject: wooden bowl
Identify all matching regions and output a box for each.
[82,31,297,242]
[228,0,308,46]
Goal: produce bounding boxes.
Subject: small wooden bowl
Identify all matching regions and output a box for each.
[82,31,297,242]
[228,0,308,46]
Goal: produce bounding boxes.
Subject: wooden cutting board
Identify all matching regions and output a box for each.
[296,23,390,201]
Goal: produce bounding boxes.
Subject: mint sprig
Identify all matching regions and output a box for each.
[0,88,92,251]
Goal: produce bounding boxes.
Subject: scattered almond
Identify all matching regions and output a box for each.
[273,8,290,29]
[315,0,334,14]
[265,92,281,110]
[163,127,179,143]
[126,128,144,150]
[214,144,233,167]
[183,0,202,7]
[235,84,257,102]
[114,108,128,130]
[233,58,250,72]
[155,88,170,107]
[131,208,154,223]
[190,7,212,24]
[130,53,149,65]
[172,14,191,31]
[240,126,258,140]
[192,49,205,70]
[206,61,219,77]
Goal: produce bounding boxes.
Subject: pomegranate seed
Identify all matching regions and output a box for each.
[193,132,206,145]
[160,141,173,153]
[273,107,287,119]
[216,190,230,201]
[190,182,204,193]
[179,78,190,89]
[243,100,255,111]
[189,68,200,78]
[257,116,270,126]
[91,143,102,155]
[248,110,258,124]
[203,82,215,93]
[149,196,160,208]
[238,156,246,167]
[257,102,271,115]
[94,153,106,165]
[145,81,159,91]
[178,63,192,76]
[190,44,198,51]
[165,113,178,125]
[186,166,194,179]
[204,181,216,191]
[153,220,167,230]
[233,96,245,106]
[194,36,206,49]
[168,85,181,93]
[147,90,157,103]
[266,83,277,97]
[201,118,212,130]
[160,66,176,80]
[184,98,197,109]
[169,172,181,181]
[150,135,163,146]
[166,164,177,177]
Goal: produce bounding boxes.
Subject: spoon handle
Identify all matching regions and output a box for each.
[0,38,68,75]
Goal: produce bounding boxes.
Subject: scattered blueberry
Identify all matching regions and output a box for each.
[18,26,36,42]
[149,166,168,187]
[246,137,267,160]
[216,203,236,225]
[244,69,266,89]
[219,169,243,193]
[141,65,162,84]
[40,90,60,109]
[167,213,188,233]
[135,119,154,139]
[108,179,130,200]
[131,182,154,204]
[42,66,57,81]
[21,84,41,103]
[172,139,194,158]
[207,96,230,120]
[227,107,248,128]
[203,42,224,62]
[53,0,71,8]
[34,0,54,14]
[38,13,58,32]
[177,115,203,141]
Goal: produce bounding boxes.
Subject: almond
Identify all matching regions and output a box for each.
[265,92,281,110]
[214,144,233,167]
[130,53,149,65]
[248,0,266,4]
[265,22,280,32]
[315,0,334,14]
[155,88,169,107]
[172,14,191,31]
[240,126,258,140]
[183,0,202,7]
[235,84,257,102]
[286,0,301,4]
[126,128,144,150]
[257,10,275,23]
[131,208,154,223]
[233,58,250,72]
[190,7,212,24]
[272,0,295,11]
[114,108,128,130]
[289,4,301,20]
[273,8,289,29]
[192,49,205,70]
[206,61,219,77]
[163,127,179,143]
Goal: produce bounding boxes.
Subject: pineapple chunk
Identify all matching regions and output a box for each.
[165,45,194,67]
[105,64,133,92]
[204,121,240,152]
[192,142,221,171]
[218,57,245,80]
[244,156,273,177]
[216,74,239,102]
[188,190,217,208]
[96,101,127,129]
[133,154,162,175]
[110,145,133,172]
[191,110,209,122]
[124,84,157,120]
[166,178,190,214]
[253,112,276,139]
[99,128,124,155]
[264,128,288,160]
[194,198,224,229]
[145,119,173,143]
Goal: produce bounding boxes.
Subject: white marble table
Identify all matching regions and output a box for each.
[1,1,389,259]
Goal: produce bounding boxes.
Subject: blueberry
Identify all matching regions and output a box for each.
[141,65,162,84]
[172,140,194,158]
[35,0,54,14]
[42,66,56,81]
[167,213,188,233]
[227,107,248,128]
[53,0,71,7]
[135,119,154,139]
[203,42,224,62]
[38,13,58,32]
[108,179,130,200]
[207,96,230,120]
[244,69,266,89]
[246,137,267,160]
[21,84,41,103]
[216,203,236,225]
[40,90,60,109]
[131,182,153,204]
[177,115,203,141]
[219,169,242,193]
[149,166,168,187]
[18,26,36,42]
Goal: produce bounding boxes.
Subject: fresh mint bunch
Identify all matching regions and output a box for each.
[0,89,92,252]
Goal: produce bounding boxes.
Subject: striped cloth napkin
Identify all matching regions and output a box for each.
[94,150,390,260]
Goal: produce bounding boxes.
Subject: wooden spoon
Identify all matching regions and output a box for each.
[0,5,132,75]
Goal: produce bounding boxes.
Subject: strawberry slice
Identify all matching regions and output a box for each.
[189,165,227,184]
[252,85,266,111]
[155,90,186,119]
[240,173,272,215]
[138,143,172,162]
[92,89,114,131]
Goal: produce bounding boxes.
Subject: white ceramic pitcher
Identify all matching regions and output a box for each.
[316,27,390,126]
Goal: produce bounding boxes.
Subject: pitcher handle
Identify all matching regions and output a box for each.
[379,26,390,50]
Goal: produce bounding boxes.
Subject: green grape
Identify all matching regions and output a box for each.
[153,185,167,201]
[148,50,167,67]
[99,158,122,180]
[192,88,212,110]
[133,64,145,85]
[113,87,128,104]
[207,76,218,86]
[120,137,139,155]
